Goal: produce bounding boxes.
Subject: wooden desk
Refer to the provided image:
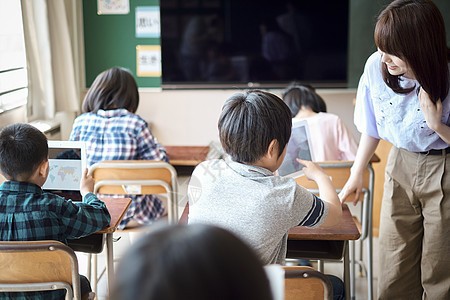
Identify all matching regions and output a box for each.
[97,198,132,234]
[165,146,210,166]
[68,197,131,295]
[287,205,359,300]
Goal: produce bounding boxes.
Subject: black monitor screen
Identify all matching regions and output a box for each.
[160,0,349,87]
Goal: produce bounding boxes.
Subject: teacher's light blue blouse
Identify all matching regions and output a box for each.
[354,51,450,152]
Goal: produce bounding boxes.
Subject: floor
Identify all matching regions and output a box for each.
[78,173,379,300]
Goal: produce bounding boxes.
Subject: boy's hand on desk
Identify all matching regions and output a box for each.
[80,168,95,197]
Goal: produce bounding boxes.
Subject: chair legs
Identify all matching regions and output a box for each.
[92,253,98,294]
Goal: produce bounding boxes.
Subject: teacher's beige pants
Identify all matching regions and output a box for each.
[378,146,450,300]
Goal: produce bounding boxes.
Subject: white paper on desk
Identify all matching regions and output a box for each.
[122,185,142,194]
[264,264,284,300]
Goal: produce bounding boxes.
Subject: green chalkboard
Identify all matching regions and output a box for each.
[83,0,450,89]
[348,0,450,88]
[83,0,160,88]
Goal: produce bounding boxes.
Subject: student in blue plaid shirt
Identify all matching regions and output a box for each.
[0,123,111,300]
[69,67,168,229]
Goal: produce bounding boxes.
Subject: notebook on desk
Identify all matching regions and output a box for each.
[277,120,314,178]
[42,140,87,201]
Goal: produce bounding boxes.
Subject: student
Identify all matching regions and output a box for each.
[282,83,358,161]
[188,90,344,299]
[69,67,168,229]
[339,0,450,298]
[0,123,111,300]
[112,224,273,300]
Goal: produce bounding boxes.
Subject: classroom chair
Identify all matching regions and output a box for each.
[284,266,333,300]
[87,160,179,293]
[0,240,83,300]
[295,161,375,300]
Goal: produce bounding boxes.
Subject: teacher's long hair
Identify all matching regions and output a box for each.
[375,0,450,103]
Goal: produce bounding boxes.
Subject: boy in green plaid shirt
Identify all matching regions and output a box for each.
[0,123,111,300]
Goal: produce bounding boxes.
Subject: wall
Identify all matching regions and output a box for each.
[135,88,358,146]
[0,106,27,130]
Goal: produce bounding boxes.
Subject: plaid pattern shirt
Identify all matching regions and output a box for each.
[70,108,168,228]
[0,181,111,300]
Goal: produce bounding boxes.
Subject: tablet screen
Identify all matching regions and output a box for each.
[42,141,86,191]
[277,120,313,177]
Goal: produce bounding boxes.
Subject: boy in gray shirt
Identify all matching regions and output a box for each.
[188,90,342,265]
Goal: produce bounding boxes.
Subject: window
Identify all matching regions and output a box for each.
[0,0,28,113]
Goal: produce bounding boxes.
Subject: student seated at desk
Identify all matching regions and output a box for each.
[0,123,111,300]
[69,67,168,229]
[187,90,344,299]
[282,82,358,161]
[113,224,273,300]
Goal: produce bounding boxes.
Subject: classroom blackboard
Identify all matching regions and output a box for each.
[83,0,161,88]
[348,0,450,88]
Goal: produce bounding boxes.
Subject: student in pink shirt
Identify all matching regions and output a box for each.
[282,83,358,162]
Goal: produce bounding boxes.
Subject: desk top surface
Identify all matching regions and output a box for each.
[97,198,132,234]
[288,204,360,241]
[179,203,360,241]
[165,146,210,166]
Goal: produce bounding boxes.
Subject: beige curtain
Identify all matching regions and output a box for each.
[21,0,82,137]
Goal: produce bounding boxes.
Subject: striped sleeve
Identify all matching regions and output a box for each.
[298,194,326,227]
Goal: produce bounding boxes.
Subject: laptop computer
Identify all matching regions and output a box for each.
[42,140,87,201]
[277,120,314,178]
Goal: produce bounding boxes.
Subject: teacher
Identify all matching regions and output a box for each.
[339,0,450,299]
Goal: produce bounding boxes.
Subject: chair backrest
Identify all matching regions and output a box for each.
[283,266,332,300]
[295,161,370,202]
[0,240,81,300]
[88,160,178,222]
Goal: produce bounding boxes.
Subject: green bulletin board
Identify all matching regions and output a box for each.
[83,0,161,88]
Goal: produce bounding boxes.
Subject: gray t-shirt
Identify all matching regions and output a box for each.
[188,158,328,265]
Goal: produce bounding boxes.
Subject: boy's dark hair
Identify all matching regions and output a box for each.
[218,90,291,163]
[82,67,139,113]
[0,123,48,180]
[282,83,327,117]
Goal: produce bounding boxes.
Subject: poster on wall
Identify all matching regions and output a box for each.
[136,45,161,77]
[97,0,130,15]
[135,6,160,38]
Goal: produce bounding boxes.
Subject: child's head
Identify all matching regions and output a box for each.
[375,0,449,103]
[113,224,272,300]
[82,67,139,113]
[282,83,327,117]
[218,90,291,164]
[0,123,48,181]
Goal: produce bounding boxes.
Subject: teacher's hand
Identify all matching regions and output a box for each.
[419,87,442,132]
[338,172,363,206]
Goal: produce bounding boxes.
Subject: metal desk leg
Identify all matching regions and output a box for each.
[105,233,114,295]
[344,241,350,300]
[318,260,324,273]
[350,240,356,300]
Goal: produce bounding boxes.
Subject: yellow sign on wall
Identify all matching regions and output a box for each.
[136,45,161,77]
